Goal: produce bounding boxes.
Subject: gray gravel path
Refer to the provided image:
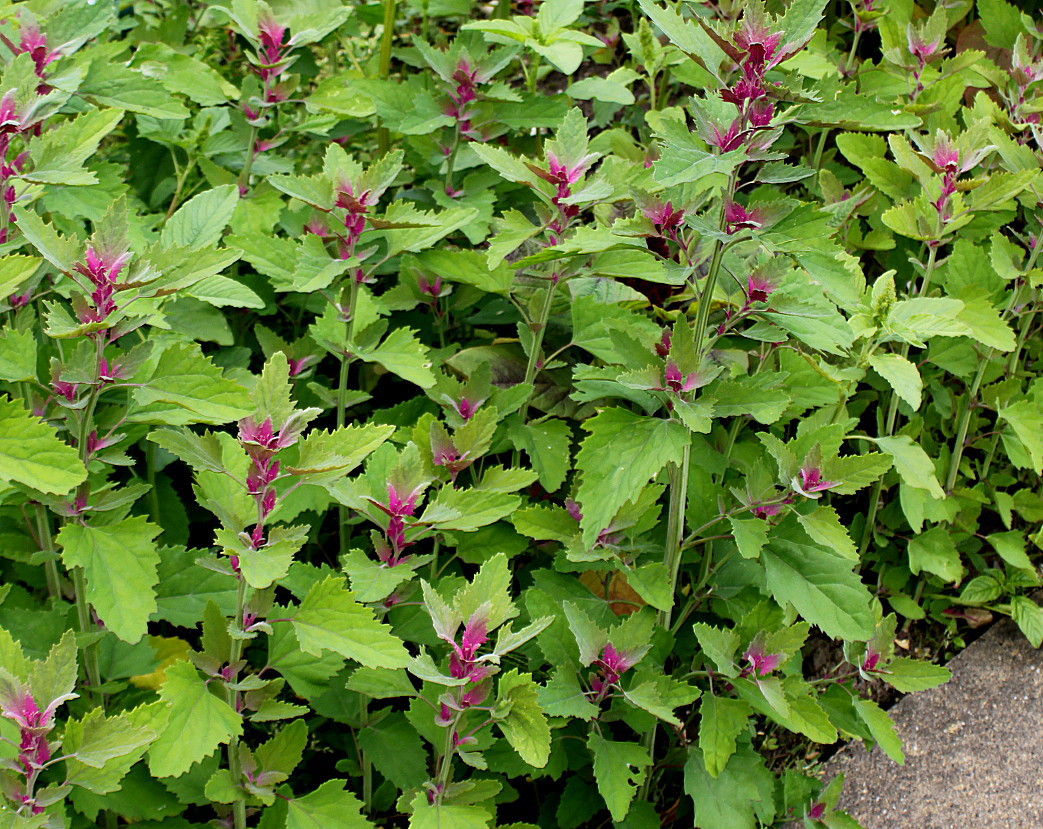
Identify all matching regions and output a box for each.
[790,617,1043,828]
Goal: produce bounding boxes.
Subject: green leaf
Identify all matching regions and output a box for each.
[575,409,688,546]
[874,435,945,499]
[420,487,519,532]
[408,792,493,829]
[908,526,963,583]
[57,517,161,644]
[868,353,922,410]
[538,669,598,719]
[0,255,41,297]
[588,733,651,823]
[510,418,572,492]
[999,399,1043,473]
[132,343,253,425]
[977,0,1022,49]
[148,429,226,473]
[0,326,36,382]
[1011,596,1043,648]
[496,670,551,768]
[64,703,160,794]
[684,742,776,829]
[623,674,700,725]
[288,424,395,479]
[286,780,373,829]
[161,185,239,251]
[149,660,242,778]
[25,109,124,186]
[0,395,86,494]
[854,698,904,764]
[881,658,951,693]
[698,695,751,777]
[66,707,155,768]
[729,517,769,560]
[762,520,875,641]
[796,506,858,562]
[358,327,436,388]
[289,575,410,668]
[986,530,1033,570]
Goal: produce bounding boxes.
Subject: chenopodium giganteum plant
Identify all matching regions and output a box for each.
[1,0,1043,825]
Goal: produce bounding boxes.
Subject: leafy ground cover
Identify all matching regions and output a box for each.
[0,0,1042,826]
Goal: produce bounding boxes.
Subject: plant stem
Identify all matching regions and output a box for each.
[337,278,361,559]
[34,504,60,601]
[945,354,990,493]
[225,575,248,829]
[858,245,940,557]
[444,124,461,194]
[520,273,558,421]
[238,125,259,192]
[72,567,103,705]
[376,0,397,157]
[146,440,162,526]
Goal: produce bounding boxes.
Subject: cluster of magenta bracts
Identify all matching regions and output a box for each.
[535,151,595,246]
[589,644,638,703]
[72,246,130,325]
[1,691,67,816]
[254,16,293,100]
[372,483,420,567]
[430,614,493,770]
[235,416,297,561]
[445,59,483,141]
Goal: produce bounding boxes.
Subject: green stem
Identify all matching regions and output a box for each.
[146,440,162,526]
[34,504,60,601]
[812,128,830,170]
[945,354,990,493]
[492,0,511,18]
[858,245,939,557]
[337,279,361,559]
[845,27,863,76]
[520,274,558,420]
[375,0,397,156]
[225,576,248,829]
[237,125,259,193]
[444,124,461,195]
[72,567,103,705]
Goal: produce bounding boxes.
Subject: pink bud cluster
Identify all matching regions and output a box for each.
[590,643,638,701]
[1,688,73,816]
[1,23,60,87]
[536,151,596,245]
[236,416,298,554]
[373,482,422,565]
[72,246,130,324]
[710,17,781,147]
[445,59,486,141]
[739,641,783,678]
[434,613,492,750]
[255,16,293,91]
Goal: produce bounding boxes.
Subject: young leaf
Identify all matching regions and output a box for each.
[495,670,551,768]
[149,660,243,778]
[698,695,752,778]
[0,395,86,494]
[57,517,162,644]
[588,732,651,823]
[289,576,410,668]
[575,409,688,546]
[286,780,373,828]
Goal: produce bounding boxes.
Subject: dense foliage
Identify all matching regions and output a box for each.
[1,0,1042,826]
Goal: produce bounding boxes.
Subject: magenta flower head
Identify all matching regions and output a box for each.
[594,642,638,686]
[724,201,763,234]
[745,272,775,305]
[793,465,837,498]
[664,361,700,394]
[739,639,783,678]
[642,200,685,237]
[542,150,597,187]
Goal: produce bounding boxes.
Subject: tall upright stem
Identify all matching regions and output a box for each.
[225,576,248,829]
[337,278,361,558]
[519,274,558,422]
[858,245,939,557]
[34,504,60,601]
[376,0,397,156]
